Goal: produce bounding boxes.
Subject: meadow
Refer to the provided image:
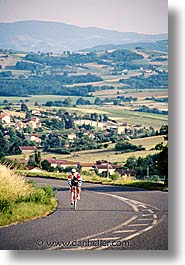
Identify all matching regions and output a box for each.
[7,135,164,164]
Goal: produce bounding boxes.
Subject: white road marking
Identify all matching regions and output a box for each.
[153,214,157,219]
[142,214,152,217]
[138,218,154,221]
[96,225,155,250]
[95,192,139,212]
[46,188,160,251]
[152,219,158,225]
[128,223,149,227]
[147,209,154,213]
[113,230,137,233]
[48,215,137,250]
[91,237,120,241]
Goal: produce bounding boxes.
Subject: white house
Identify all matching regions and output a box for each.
[25,134,41,143]
[67,133,76,141]
[0,113,11,124]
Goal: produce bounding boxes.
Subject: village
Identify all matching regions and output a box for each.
[0,103,162,180]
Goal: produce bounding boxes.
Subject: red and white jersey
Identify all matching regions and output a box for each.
[67,172,82,185]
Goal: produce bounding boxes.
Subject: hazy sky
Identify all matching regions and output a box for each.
[0,0,168,34]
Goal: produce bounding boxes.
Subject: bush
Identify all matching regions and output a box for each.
[16,185,55,205]
[43,185,55,198]
[110,174,120,181]
[0,199,12,213]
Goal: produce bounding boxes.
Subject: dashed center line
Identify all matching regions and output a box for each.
[113,230,137,233]
[128,223,149,227]
[48,190,160,250]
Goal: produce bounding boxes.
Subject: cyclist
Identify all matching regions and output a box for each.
[67,168,82,205]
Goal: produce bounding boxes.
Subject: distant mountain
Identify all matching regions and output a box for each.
[0,20,168,52]
[82,40,168,53]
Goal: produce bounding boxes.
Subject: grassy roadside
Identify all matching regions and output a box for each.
[23,171,168,192]
[0,165,57,227]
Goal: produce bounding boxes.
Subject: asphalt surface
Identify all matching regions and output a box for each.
[0,177,168,250]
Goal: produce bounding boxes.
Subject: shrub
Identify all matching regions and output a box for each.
[0,199,12,213]
[43,185,55,198]
[16,186,55,205]
[110,174,120,181]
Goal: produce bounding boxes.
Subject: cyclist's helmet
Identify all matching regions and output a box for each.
[71,168,76,173]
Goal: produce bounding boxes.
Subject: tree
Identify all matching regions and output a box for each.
[35,150,41,167]
[9,142,21,155]
[63,97,72,107]
[155,126,168,185]
[23,126,32,134]
[103,114,108,122]
[76,98,90,105]
[45,101,54,107]
[25,111,32,119]
[21,103,28,112]
[94,97,102,105]
[124,156,137,169]
[41,160,51,171]
[155,142,168,185]
[28,154,36,166]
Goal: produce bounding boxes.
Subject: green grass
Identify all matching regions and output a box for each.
[0,199,57,226]
[95,106,168,128]
[24,171,167,192]
[130,135,165,150]
[6,149,157,163]
[0,164,57,227]
[0,95,95,106]
[6,135,164,163]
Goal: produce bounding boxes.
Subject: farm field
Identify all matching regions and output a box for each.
[130,135,164,150]
[94,106,168,129]
[7,148,156,164]
[92,88,168,98]
[0,95,95,105]
[6,135,164,164]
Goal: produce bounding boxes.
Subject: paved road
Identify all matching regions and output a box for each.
[0,177,168,250]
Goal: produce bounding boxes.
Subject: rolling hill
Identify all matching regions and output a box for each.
[0,20,168,52]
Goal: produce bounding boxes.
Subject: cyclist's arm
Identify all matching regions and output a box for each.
[67,175,72,186]
[77,173,83,186]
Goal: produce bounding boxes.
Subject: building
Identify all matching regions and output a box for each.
[74,119,104,129]
[15,120,25,130]
[0,113,11,124]
[67,133,76,141]
[15,117,41,130]
[94,164,117,176]
[28,117,41,129]
[19,146,37,154]
[94,160,119,176]
[32,110,41,116]
[42,158,78,169]
[116,168,136,180]
[24,134,41,143]
[79,162,95,171]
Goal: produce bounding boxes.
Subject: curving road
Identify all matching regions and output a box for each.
[0,177,168,250]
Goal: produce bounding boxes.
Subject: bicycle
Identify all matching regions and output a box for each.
[71,185,78,210]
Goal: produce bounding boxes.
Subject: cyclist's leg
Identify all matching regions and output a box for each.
[77,186,81,200]
[70,186,74,203]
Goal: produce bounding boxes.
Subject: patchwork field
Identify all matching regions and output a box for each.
[6,135,164,164]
